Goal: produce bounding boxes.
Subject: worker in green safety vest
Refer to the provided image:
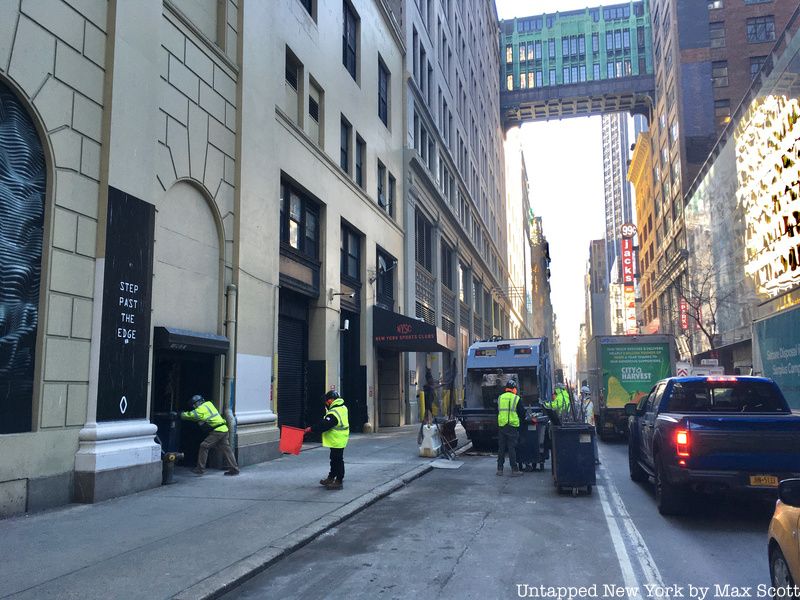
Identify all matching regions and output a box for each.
[305,390,350,490]
[550,383,572,414]
[496,379,524,477]
[180,394,239,476]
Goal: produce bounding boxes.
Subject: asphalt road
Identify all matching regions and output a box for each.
[224,440,774,600]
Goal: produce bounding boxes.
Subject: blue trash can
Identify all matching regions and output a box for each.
[551,422,596,496]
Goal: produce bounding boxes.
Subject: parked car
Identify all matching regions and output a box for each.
[768,479,800,593]
[626,376,800,515]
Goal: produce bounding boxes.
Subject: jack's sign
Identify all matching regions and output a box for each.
[621,238,635,284]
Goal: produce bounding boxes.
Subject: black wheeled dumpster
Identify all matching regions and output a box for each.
[517,408,550,471]
[551,422,596,496]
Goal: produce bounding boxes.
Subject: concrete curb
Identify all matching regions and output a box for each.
[171,462,435,600]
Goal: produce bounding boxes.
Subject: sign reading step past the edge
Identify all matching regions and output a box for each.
[96,187,155,422]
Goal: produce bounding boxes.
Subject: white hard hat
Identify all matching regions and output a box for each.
[581,386,591,394]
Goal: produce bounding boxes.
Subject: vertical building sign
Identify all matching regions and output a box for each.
[621,224,638,334]
[621,237,635,284]
[96,187,155,421]
[679,298,689,330]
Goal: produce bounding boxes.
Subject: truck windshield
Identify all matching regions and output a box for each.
[666,380,789,413]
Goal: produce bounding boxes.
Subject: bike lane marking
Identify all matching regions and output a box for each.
[597,445,670,600]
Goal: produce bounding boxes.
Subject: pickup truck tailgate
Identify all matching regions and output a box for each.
[688,415,800,472]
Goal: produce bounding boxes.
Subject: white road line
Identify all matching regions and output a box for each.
[597,480,644,600]
[598,444,670,600]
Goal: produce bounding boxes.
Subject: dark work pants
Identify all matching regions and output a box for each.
[497,425,519,470]
[328,447,345,481]
[198,430,238,470]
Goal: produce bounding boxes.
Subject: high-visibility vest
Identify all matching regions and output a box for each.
[322,399,350,448]
[181,401,228,432]
[553,389,571,412]
[497,392,520,428]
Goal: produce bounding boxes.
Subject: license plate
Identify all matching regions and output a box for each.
[749,475,779,487]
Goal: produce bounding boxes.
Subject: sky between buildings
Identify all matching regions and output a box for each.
[496,0,609,376]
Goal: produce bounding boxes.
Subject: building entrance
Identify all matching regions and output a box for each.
[151,350,216,467]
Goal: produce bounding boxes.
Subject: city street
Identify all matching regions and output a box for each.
[224,441,772,600]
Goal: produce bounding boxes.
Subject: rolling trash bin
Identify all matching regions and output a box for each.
[517,408,550,471]
[551,422,596,496]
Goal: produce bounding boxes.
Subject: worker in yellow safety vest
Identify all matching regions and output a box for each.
[305,390,350,490]
[550,383,572,414]
[496,379,524,477]
[180,394,239,476]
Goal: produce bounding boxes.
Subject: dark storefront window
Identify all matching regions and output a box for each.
[280,179,319,259]
[0,83,45,434]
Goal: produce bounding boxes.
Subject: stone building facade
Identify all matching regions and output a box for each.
[0,0,405,517]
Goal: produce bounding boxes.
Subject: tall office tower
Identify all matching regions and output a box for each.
[642,0,796,335]
[602,112,634,282]
[387,0,510,422]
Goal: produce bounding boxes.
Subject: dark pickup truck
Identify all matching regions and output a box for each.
[626,376,800,515]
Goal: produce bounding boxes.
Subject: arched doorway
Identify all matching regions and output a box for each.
[150,181,226,464]
[0,82,46,434]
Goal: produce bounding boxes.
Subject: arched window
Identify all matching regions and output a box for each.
[0,82,46,434]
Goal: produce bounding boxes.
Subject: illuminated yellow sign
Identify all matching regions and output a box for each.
[737,94,800,298]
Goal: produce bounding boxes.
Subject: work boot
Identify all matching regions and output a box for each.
[326,479,343,490]
[510,469,523,477]
[496,468,503,476]
[319,477,335,486]
[224,468,240,476]
[191,467,205,475]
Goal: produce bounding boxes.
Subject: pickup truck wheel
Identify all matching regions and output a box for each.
[628,443,647,483]
[770,544,796,592]
[655,456,687,516]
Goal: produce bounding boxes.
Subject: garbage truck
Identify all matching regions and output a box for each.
[459,338,553,450]
[587,334,675,440]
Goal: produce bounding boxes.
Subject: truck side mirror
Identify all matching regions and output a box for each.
[624,403,637,417]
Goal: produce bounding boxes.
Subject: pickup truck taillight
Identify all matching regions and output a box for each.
[676,429,690,458]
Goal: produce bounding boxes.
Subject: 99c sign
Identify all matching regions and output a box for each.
[621,223,637,239]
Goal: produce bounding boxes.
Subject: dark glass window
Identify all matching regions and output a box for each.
[340,117,351,173]
[285,50,299,89]
[712,61,728,87]
[387,172,396,217]
[355,135,365,188]
[309,95,319,121]
[415,210,433,271]
[441,243,454,290]
[709,21,725,48]
[341,225,361,281]
[666,381,788,413]
[750,55,767,79]
[378,60,389,126]
[0,83,45,434]
[377,160,386,207]
[299,0,313,17]
[343,1,358,79]
[376,248,396,307]
[746,16,775,43]
[592,33,599,53]
[280,180,319,259]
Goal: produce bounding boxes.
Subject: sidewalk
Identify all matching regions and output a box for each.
[0,426,441,600]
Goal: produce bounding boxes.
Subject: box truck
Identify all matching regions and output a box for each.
[587,334,675,440]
